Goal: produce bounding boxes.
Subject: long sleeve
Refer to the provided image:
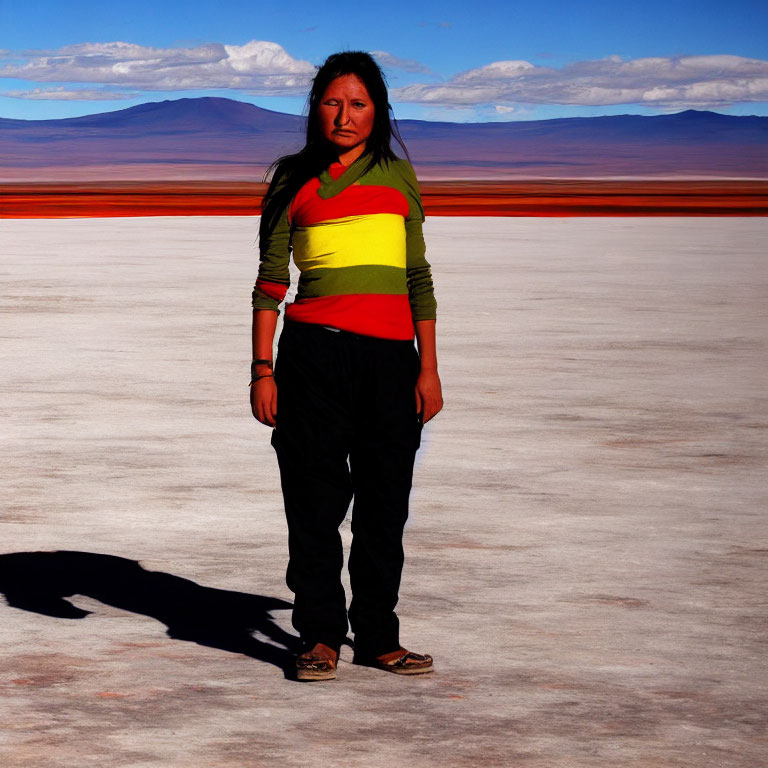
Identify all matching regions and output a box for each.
[397,160,437,322]
[252,175,292,312]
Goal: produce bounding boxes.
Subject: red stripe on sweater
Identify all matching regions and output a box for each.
[290,180,409,226]
[255,279,289,301]
[285,294,414,340]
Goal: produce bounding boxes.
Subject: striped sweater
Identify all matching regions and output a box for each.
[253,155,436,340]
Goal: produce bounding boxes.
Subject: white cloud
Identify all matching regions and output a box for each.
[393,55,768,108]
[4,44,767,111]
[370,51,430,74]
[0,40,315,94]
[3,86,140,100]
[454,60,536,82]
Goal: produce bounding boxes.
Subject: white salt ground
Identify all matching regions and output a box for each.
[1,216,767,767]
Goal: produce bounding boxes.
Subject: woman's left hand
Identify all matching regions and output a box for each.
[415,369,443,424]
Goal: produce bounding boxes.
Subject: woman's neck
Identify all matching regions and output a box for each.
[336,143,368,167]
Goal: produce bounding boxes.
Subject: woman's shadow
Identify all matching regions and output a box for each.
[0,550,302,677]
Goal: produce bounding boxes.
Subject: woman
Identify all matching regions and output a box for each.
[251,51,442,681]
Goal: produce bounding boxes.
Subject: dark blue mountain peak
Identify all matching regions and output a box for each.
[1,96,303,132]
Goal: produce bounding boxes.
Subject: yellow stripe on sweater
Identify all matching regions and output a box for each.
[292,214,406,271]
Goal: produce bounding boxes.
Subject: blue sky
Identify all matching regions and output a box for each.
[1,0,767,122]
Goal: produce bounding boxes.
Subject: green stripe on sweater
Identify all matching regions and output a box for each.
[296,264,408,300]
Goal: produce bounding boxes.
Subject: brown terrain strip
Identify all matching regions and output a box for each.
[1,180,767,217]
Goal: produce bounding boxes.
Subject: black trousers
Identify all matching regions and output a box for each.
[271,320,422,657]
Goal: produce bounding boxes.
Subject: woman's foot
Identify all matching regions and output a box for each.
[295,642,339,682]
[360,648,434,675]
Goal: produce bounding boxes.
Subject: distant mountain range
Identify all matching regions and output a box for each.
[1,97,766,180]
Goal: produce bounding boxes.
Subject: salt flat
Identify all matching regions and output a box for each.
[1,216,767,767]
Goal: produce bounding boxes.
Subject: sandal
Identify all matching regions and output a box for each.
[364,648,434,676]
[296,644,338,682]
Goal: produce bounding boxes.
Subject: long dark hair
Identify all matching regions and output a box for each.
[259,51,409,242]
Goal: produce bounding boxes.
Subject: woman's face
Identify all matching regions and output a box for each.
[317,73,375,164]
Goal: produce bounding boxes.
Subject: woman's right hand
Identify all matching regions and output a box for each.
[250,376,277,427]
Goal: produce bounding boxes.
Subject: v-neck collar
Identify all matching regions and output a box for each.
[317,153,371,199]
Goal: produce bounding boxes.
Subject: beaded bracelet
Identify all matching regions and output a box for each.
[251,359,273,379]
